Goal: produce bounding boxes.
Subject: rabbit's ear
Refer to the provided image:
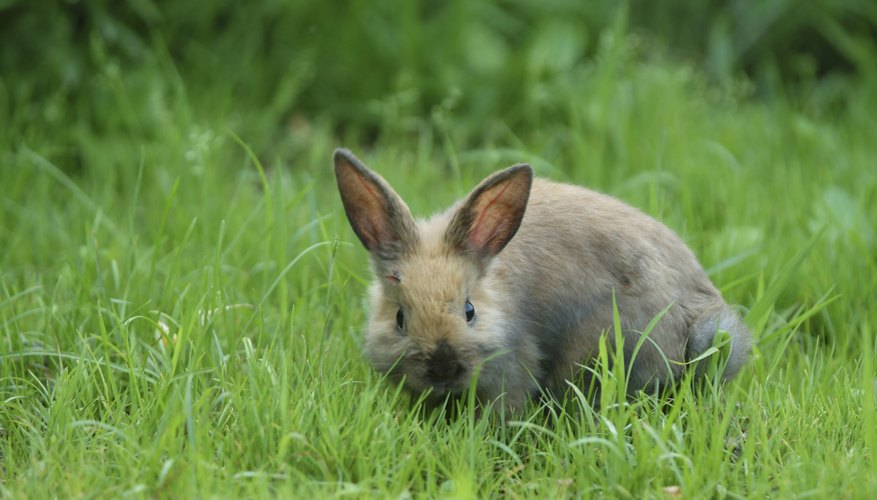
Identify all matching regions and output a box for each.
[446,164,533,261]
[334,149,418,261]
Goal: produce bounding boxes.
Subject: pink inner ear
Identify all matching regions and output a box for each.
[466,178,527,255]
[468,211,509,251]
[385,273,400,284]
[340,168,390,250]
[351,215,381,249]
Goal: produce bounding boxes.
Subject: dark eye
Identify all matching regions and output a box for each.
[395,308,405,330]
[465,301,475,324]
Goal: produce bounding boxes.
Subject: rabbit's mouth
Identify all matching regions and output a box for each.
[405,367,471,395]
[397,361,472,396]
[411,341,473,392]
[427,377,469,394]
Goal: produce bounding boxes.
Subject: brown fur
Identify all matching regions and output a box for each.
[334,149,751,411]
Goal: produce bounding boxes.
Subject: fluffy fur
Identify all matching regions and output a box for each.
[334,148,751,411]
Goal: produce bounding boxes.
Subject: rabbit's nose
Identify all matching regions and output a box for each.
[426,342,465,383]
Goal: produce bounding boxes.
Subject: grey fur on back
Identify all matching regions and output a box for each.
[489,179,751,393]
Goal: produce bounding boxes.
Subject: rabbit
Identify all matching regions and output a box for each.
[333,148,751,411]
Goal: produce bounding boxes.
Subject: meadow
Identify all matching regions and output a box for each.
[1,1,876,497]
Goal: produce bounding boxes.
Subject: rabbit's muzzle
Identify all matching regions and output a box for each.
[425,342,466,385]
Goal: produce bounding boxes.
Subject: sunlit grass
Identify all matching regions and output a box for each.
[2,18,876,498]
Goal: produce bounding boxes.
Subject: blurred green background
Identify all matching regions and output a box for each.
[3,0,876,160]
[2,2,877,496]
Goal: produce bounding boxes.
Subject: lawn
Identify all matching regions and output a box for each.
[2,2,876,497]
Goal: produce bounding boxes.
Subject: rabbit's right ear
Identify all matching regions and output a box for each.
[334,149,418,262]
[445,164,533,265]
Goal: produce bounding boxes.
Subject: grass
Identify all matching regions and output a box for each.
[2,9,877,498]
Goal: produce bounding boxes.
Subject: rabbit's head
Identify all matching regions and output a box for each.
[334,149,532,399]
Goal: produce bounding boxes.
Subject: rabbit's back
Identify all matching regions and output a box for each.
[486,179,739,392]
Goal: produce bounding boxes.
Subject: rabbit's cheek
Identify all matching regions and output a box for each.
[364,326,413,374]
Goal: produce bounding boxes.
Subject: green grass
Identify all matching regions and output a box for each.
[2,8,877,498]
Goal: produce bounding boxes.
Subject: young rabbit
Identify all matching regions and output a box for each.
[334,148,751,411]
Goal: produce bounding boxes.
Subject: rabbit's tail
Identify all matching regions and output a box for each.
[686,304,752,380]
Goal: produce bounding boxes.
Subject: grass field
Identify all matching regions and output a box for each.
[2,3,877,497]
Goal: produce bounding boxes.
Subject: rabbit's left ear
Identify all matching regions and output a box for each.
[445,164,533,261]
[333,149,418,263]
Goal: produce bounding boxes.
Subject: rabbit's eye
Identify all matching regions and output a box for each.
[395,308,405,331]
[465,301,475,324]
